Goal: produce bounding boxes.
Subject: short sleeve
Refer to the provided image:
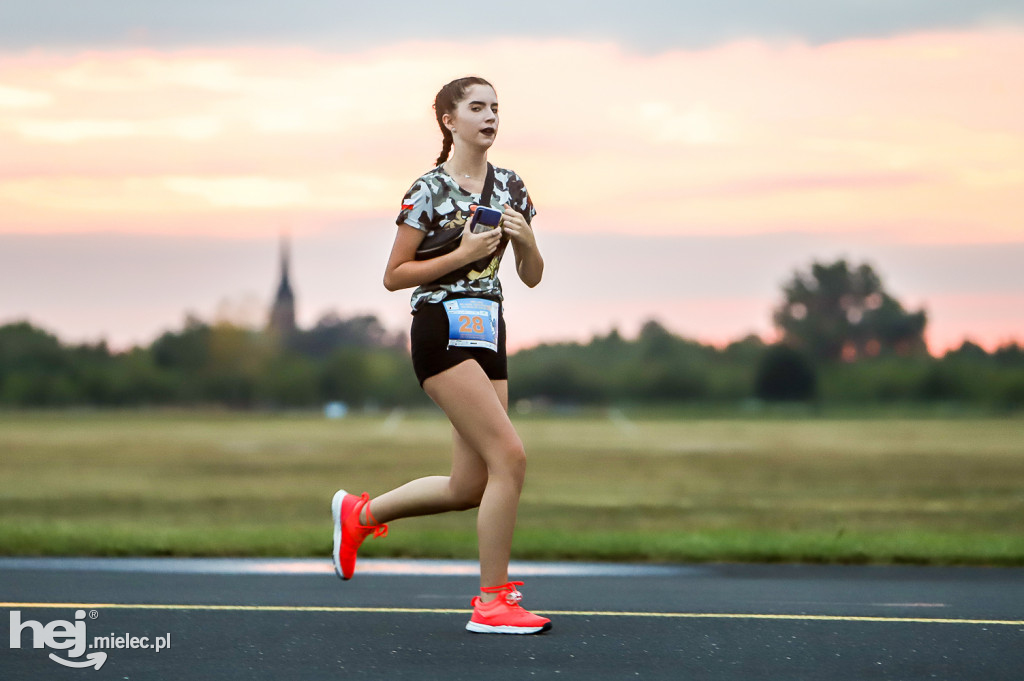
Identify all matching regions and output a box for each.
[396,179,433,232]
[509,172,537,226]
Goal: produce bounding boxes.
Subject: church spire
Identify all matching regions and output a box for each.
[268,234,297,336]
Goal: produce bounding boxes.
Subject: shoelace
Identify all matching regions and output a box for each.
[356,493,389,538]
[481,581,524,606]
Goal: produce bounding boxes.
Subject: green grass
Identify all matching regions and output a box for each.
[1,410,1023,564]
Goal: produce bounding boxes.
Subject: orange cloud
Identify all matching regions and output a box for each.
[0,30,1021,245]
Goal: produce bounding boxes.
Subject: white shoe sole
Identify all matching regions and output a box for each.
[465,621,552,634]
[331,489,348,580]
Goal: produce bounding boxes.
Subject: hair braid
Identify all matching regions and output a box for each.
[435,128,454,166]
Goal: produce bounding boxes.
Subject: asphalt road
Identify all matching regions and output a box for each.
[2,558,1022,680]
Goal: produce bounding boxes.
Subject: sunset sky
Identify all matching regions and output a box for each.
[1,1,1022,353]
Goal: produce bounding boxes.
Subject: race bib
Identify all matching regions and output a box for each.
[444,298,500,352]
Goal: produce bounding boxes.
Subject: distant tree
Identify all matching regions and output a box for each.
[0,322,76,405]
[723,334,767,362]
[637,320,676,359]
[288,312,405,358]
[631,321,711,401]
[754,344,817,402]
[0,321,65,372]
[150,316,211,372]
[773,260,927,361]
[945,340,989,361]
[994,342,1024,367]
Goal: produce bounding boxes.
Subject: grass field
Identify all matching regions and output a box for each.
[1,410,1023,565]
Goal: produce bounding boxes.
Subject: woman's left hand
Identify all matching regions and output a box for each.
[500,204,537,252]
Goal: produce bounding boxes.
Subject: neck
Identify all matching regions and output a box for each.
[446,146,488,179]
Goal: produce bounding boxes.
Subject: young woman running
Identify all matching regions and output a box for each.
[332,76,550,635]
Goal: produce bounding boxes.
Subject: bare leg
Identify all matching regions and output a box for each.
[422,362,524,598]
[365,360,524,600]
[366,421,488,522]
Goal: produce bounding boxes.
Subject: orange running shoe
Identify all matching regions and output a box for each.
[466,581,552,634]
[332,490,388,580]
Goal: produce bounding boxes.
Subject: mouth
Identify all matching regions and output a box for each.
[480,127,496,137]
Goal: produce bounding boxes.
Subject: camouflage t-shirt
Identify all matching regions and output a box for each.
[396,164,536,311]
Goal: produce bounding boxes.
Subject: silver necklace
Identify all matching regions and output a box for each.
[446,163,476,179]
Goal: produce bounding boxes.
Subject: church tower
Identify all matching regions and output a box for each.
[268,235,297,336]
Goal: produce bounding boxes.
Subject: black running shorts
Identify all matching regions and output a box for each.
[410,300,508,386]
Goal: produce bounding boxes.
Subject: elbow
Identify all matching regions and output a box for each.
[522,261,544,288]
[384,262,418,292]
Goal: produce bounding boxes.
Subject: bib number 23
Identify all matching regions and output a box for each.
[444,299,499,352]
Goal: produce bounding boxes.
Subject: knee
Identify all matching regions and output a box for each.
[493,438,527,484]
[450,477,487,510]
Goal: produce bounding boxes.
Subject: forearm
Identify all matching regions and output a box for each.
[515,243,544,288]
[384,250,470,291]
[384,225,502,291]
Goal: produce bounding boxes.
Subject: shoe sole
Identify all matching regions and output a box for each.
[465,621,552,634]
[331,489,349,580]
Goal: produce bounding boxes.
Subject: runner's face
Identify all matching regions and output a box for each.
[446,84,498,148]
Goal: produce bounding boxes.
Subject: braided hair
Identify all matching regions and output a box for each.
[433,76,494,167]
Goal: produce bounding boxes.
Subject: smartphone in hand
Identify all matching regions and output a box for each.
[470,206,503,233]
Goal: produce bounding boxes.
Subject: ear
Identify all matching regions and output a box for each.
[441,111,456,133]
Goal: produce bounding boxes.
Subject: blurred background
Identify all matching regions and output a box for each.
[2,1,1023,379]
[1,1,1022,562]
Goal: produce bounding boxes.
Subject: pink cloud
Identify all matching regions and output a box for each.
[0,33,1021,351]
[923,293,1024,354]
[686,171,932,198]
[0,30,1021,243]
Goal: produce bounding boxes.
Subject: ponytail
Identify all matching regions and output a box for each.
[432,76,493,167]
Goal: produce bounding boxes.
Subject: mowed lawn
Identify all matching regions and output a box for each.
[1,410,1022,564]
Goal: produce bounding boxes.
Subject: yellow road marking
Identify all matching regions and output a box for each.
[3,603,1022,627]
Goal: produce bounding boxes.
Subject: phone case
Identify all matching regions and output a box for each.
[471,207,503,233]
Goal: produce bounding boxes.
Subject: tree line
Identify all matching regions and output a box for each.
[2,260,1022,410]
[0,314,422,409]
[509,323,1024,410]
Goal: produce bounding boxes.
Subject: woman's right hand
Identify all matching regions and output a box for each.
[456,224,502,265]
